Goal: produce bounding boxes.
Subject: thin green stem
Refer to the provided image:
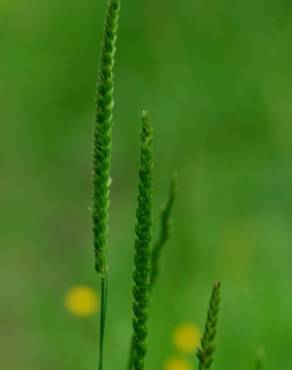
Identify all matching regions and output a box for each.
[98,273,108,370]
[127,338,134,370]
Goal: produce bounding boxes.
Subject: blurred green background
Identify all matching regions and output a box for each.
[1,0,292,369]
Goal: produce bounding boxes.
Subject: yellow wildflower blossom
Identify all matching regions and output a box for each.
[64,285,99,317]
[173,323,201,353]
[164,357,192,370]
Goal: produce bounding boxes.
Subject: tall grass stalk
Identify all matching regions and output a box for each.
[197,282,221,370]
[127,175,176,370]
[131,111,153,370]
[92,1,120,370]
[150,174,177,288]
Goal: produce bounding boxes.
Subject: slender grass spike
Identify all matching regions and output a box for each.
[131,111,153,370]
[92,1,120,370]
[127,174,176,370]
[92,0,120,276]
[197,282,221,370]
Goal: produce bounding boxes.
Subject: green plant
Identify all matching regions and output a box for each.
[197,282,221,370]
[91,2,222,370]
[150,174,177,288]
[92,0,180,368]
[91,2,266,370]
[127,174,177,370]
[131,111,153,370]
[92,1,177,369]
[92,1,120,370]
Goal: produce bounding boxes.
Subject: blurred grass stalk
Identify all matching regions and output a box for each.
[92,1,120,370]
[197,282,221,370]
[150,174,177,288]
[255,347,265,370]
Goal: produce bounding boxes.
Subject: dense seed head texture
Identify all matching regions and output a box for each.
[127,174,176,370]
[197,282,221,370]
[92,0,120,277]
[131,111,153,370]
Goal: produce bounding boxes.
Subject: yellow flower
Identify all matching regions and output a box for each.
[164,357,192,370]
[64,285,99,317]
[173,323,201,353]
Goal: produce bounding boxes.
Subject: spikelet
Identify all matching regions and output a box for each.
[197,282,221,370]
[131,111,153,370]
[92,0,120,277]
[150,174,177,287]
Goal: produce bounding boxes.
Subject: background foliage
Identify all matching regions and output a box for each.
[1,1,292,370]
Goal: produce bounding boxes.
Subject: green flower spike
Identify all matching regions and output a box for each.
[92,0,120,277]
[92,2,120,370]
[197,281,221,370]
[131,111,153,370]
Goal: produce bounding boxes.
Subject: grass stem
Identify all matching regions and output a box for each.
[98,273,108,370]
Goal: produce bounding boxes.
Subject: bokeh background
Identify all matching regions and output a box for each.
[1,0,292,369]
